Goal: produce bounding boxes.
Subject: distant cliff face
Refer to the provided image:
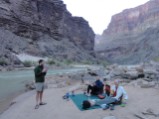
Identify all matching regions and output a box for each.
[104,0,159,36]
[96,0,159,64]
[0,0,95,66]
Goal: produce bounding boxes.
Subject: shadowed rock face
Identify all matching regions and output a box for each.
[0,0,95,66]
[96,0,159,64]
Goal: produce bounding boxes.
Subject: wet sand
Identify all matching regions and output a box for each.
[0,90,26,114]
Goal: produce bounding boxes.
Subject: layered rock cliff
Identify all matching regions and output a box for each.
[0,0,95,66]
[96,0,159,64]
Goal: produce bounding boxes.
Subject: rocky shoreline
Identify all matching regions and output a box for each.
[22,61,159,92]
[1,62,159,118]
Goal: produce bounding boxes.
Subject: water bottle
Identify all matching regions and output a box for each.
[66,92,70,101]
[83,91,86,95]
[72,91,75,96]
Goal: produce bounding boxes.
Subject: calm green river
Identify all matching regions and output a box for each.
[0,68,87,101]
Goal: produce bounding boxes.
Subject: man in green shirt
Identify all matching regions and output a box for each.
[34,59,47,109]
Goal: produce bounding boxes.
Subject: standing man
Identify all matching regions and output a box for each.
[34,59,47,109]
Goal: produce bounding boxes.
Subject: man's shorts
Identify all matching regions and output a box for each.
[35,83,45,92]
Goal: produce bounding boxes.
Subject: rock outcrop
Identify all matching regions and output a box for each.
[104,62,159,88]
[0,0,95,67]
[96,0,159,64]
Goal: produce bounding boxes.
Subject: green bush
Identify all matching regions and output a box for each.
[154,57,159,62]
[63,59,73,65]
[23,60,32,67]
[99,61,109,67]
[45,58,65,66]
[47,59,56,65]
[81,60,93,65]
[31,61,37,66]
[0,59,7,66]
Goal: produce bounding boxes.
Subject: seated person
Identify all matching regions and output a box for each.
[104,84,111,96]
[97,84,110,99]
[110,80,128,104]
[83,80,128,109]
[87,76,104,95]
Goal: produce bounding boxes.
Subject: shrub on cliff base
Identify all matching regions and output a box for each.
[47,59,56,65]
[45,59,65,66]
[0,59,7,66]
[63,59,73,65]
[154,57,159,62]
[99,61,109,67]
[23,60,32,67]
[46,59,65,66]
[81,60,93,65]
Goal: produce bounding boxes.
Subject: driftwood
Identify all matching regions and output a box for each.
[142,112,158,117]
[134,114,146,119]
[142,109,159,117]
[134,108,159,119]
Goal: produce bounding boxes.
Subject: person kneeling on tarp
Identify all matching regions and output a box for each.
[86,76,104,96]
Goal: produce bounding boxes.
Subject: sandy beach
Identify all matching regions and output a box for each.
[0,78,159,119]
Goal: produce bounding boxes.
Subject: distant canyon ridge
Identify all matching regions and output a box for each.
[0,0,96,67]
[95,0,159,64]
[1,0,159,67]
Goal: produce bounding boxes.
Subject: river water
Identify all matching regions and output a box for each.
[0,65,102,113]
[0,67,90,114]
[0,68,88,99]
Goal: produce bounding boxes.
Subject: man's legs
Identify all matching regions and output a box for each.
[35,83,46,109]
[87,85,93,94]
[39,87,46,105]
[95,97,117,105]
[35,91,40,109]
[91,86,100,95]
[87,85,98,95]
[39,91,43,104]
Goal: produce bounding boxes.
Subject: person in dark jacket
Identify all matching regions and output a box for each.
[87,76,104,96]
[34,59,47,109]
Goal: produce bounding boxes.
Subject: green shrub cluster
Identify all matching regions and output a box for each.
[154,57,159,62]
[47,59,74,66]
[0,58,7,66]
[23,60,36,67]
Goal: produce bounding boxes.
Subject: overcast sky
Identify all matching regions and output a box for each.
[62,0,150,34]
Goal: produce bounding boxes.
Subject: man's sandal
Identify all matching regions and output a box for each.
[39,102,47,105]
[35,105,39,109]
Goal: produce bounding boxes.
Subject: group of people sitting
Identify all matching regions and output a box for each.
[83,76,128,110]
